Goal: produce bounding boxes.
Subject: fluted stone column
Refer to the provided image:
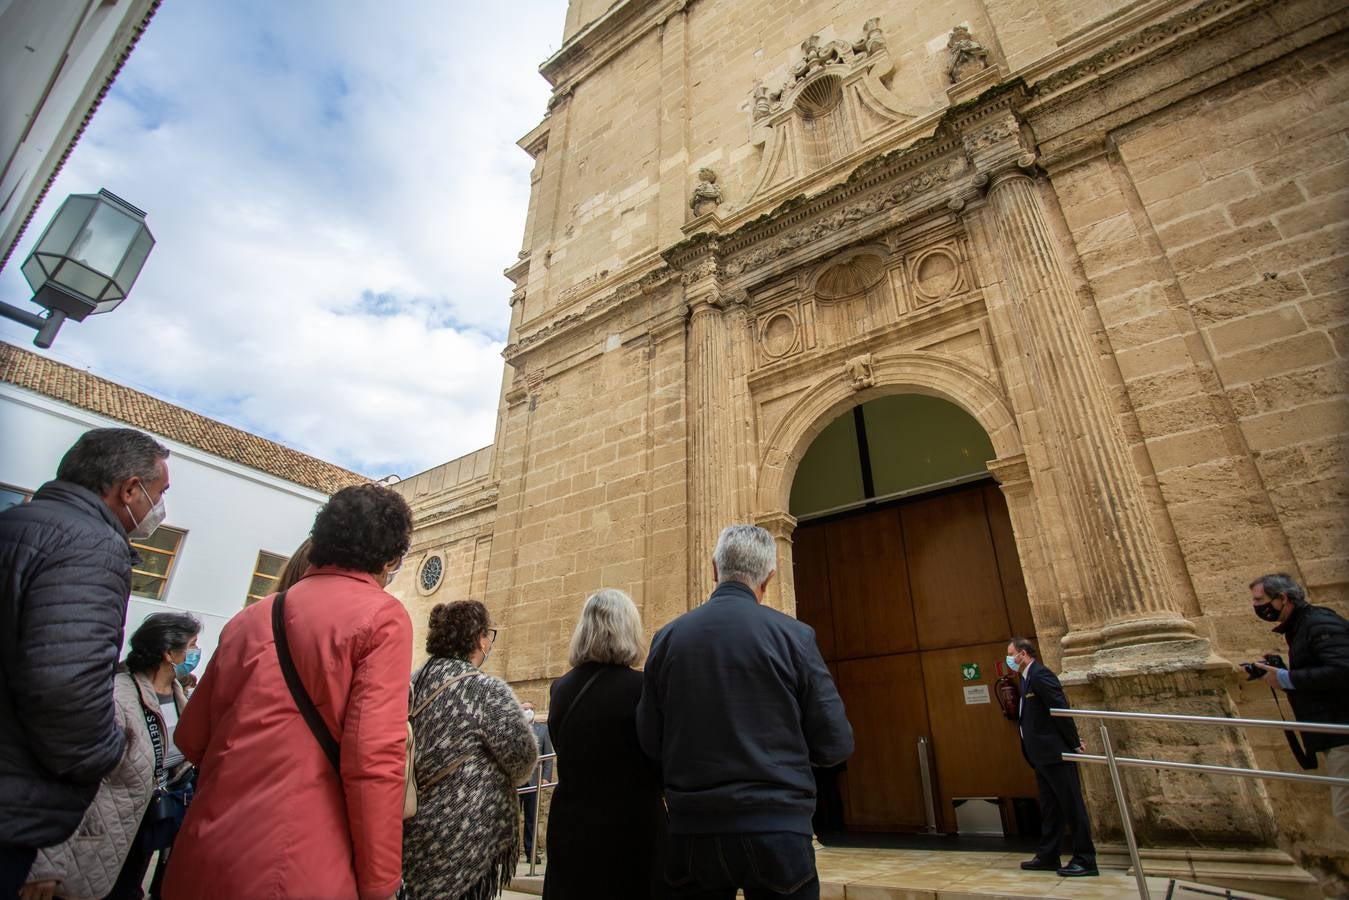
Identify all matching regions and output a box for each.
[687,294,741,601]
[983,163,1206,665]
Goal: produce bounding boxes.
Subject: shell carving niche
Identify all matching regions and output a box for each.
[812,250,892,344]
[748,19,921,202]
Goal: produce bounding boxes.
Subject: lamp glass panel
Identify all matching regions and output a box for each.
[35,196,95,256]
[94,284,126,314]
[21,256,46,292]
[69,202,140,274]
[112,228,154,294]
[51,259,112,300]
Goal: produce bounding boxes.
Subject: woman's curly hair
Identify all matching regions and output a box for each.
[308,484,413,575]
[427,600,491,659]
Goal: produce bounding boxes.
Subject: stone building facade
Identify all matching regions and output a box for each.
[389,0,1348,893]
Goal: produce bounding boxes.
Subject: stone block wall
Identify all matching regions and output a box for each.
[485,288,689,695]
[1044,25,1349,884]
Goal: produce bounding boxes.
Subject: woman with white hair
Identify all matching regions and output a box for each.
[542,589,668,900]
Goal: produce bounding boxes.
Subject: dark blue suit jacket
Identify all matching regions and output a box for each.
[1018,661,1082,767]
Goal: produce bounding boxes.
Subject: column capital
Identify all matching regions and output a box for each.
[986,453,1031,492]
[754,510,798,542]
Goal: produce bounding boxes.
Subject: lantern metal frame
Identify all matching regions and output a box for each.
[1,189,154,348]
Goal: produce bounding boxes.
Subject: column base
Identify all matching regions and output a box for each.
[1060,615,1220,680]
[1096,845,1321,900]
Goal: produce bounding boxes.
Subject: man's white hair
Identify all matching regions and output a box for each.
[713,524,777,588]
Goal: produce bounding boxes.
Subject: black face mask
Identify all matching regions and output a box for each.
[1253,601,1282,622]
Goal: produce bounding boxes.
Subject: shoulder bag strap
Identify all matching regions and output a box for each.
[411,667,486,792]
[549,666,606,746]
[272,590,340,773]
[132,676,168,791]
[410,668,479,720]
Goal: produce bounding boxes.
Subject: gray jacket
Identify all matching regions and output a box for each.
[523,720,553,786]
[28,672,187,900]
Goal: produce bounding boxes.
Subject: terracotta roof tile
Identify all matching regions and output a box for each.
[0,342,367,495]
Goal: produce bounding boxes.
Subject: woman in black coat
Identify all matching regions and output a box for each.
[543,589,667,900]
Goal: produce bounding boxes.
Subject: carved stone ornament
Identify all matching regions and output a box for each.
[724,154,968,277]
[946,26,990,84]
[690,168,723,214]
[747,18,919,201]
[842,352,875,390]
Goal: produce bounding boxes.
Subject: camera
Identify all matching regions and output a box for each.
[1242,653,1287,680]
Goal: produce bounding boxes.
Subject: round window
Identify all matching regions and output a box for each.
[419,555,444,592]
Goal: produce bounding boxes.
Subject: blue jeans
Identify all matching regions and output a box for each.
[665,833,818,899]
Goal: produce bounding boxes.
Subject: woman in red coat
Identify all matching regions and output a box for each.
[162,484,415,900]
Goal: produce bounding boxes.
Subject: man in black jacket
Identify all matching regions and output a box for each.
[1006,637,1097,878]
[637,524,853,900]
[0,428,170,894]
[1249,573,1349,830]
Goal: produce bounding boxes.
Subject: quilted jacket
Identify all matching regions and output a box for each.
[27,672,187,900]
[0,481,134,848]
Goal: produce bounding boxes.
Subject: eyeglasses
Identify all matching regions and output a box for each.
[486,628,498,644]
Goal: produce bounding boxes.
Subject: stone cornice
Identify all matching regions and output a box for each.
[410,485,500,531]
[502,266,679,365]
[540,0,683,93]
[1024,0,1276,107]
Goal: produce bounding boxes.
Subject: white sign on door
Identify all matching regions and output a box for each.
[963,684,990,705]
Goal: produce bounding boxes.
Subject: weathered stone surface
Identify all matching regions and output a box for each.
[388,0,1349,893]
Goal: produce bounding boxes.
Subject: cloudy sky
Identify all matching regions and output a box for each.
[0,1,567,478]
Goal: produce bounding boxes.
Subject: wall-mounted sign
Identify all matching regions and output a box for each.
[961,662,981,682]
[963,684,990,705]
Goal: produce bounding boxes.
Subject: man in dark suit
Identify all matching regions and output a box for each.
[1006,637,1097,877]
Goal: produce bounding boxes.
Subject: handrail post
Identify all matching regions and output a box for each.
[1099,721,1150,899]
[528,756,543,876]
[917,737,937,834]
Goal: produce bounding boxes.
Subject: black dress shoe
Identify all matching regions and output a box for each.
[1057,862,1099,877]
[1020,858,1060,871]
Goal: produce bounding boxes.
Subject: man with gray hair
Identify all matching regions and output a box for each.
[0,427,170,894]
[638,524,853,899]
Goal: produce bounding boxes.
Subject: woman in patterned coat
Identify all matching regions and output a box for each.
[403,600,538,900]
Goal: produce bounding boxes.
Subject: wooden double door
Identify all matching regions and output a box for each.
[794,480,1038,833]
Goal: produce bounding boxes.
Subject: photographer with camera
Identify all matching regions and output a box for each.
[1248,573,1349,830]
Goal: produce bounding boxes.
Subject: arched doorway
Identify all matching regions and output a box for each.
[790,393,1039,836]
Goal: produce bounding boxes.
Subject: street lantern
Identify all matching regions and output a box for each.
[1,189,154,348]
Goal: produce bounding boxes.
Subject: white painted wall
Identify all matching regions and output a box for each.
[0,382,329,667]
[0,0,158,265]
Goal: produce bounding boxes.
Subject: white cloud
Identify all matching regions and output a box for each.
[0,1,565,477]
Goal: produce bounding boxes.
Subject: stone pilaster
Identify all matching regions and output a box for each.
[981,159,1208,669]
[754,510,797,616]
[685,298,731,601]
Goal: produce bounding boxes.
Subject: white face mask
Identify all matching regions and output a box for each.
[126,483,166,542]
[523,708,535,723]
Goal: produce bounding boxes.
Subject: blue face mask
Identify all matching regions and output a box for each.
[174,648,201,677]
[1005,654,1021,673]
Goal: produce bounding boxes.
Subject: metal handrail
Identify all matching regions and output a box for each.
[1049,707,1349,900]
[515,752,558,877]
[1056,707,1349,734]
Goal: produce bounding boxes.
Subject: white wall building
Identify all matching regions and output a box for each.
[0,341,366,665]
[0,0,159,270]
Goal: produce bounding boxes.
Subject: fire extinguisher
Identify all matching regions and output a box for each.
[994,660,1020,721]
